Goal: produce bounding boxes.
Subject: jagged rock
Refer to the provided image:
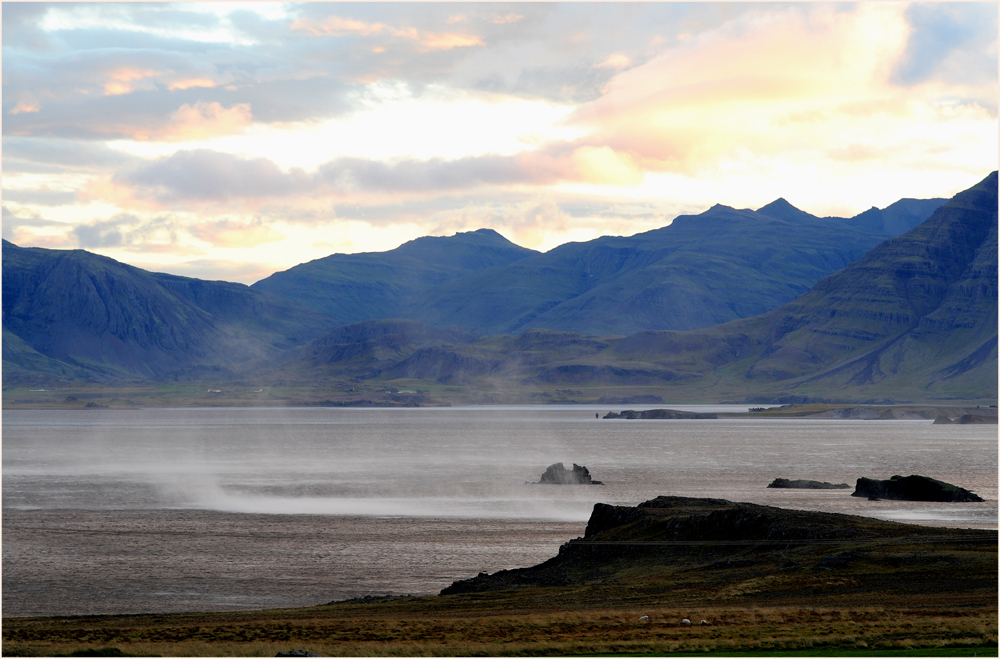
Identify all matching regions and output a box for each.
[852,475,984,502]
[933,415,954,424]
[767,478,850,490]
[538,462,603,485]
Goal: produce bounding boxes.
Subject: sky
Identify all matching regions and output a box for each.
[3,2,997,284]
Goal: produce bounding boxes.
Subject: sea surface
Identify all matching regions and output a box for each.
[3,405,997,617]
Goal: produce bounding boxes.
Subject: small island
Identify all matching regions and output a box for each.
[767,478,850,490]
[603,409,717,419]
[536,462,603,485]
[852,474,984,502]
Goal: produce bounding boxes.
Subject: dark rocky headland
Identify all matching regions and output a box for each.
[442,495,997,601]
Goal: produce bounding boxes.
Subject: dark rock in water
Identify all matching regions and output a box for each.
[852,475,984,502]
[275,651,322,657]
[538,462,602,485]
[603,408,718,420]
[767,478,850,490]
[932,415,954,424]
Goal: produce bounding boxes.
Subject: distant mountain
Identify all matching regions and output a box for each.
[251,228,538,323]
[404,199,945,336]
[2,241,339,383]
[597,171,999,400]
[282,173,995,403]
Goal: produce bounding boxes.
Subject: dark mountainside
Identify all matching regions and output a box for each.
[2,241,339,382]
[251,228,538,324]
[404,200,945,336]
[254,200,944,337]
[277,172,996,403]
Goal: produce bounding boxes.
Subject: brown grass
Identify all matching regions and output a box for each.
[4,603,997,657]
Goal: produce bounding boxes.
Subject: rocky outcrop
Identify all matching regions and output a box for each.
[933,415,954,424]
[440,495,995,596]
[767,478,850,490]
[603,408,718,419]
[537,462,603,485]
[852,475,984,502]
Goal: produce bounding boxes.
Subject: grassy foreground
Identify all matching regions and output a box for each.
[3,600,997,657]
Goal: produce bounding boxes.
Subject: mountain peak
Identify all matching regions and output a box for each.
[756,198,816,222]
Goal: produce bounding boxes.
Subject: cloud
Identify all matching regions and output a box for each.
[151,102,253,142]
[488,14,525,25]
[2,205,68,243]
[2,188,79,206]
[71,213,200,254]
[892,3,998,88]
[565,3,994,177]
[187,219,285,248]
[290,14,484,52]
[114,150,314,202]
[596,53,631,69]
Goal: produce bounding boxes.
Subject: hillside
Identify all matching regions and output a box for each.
[407,200,944,336]
[250,199,944,337]
[251,228,538,323]
[273,172,996,404]
[2,241,339,383]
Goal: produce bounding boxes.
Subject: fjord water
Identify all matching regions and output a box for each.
[3,406,996,617]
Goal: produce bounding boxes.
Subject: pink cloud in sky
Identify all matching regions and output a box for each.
[567,4,925,174]
[290,15,484,52]
[188,220,285,249]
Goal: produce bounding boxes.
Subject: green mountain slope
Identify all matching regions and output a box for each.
[2,241,339,382]
[250,228,538,323]
[404,199,945,336]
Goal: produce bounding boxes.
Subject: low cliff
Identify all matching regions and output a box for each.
[440,496,995,597]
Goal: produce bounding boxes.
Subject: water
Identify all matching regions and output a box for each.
[3,406,996,617]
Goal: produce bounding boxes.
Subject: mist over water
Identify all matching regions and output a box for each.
[3,406,996,616]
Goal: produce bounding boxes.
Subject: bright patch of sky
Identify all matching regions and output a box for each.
[109,84,584,169]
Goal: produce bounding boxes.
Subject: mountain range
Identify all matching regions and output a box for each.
[3,174,994,404]
[254,197,945,335]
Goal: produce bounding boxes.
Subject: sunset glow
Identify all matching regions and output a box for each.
[3,2,997,283]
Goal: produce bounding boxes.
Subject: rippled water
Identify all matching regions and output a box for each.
[3,406,996,617]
